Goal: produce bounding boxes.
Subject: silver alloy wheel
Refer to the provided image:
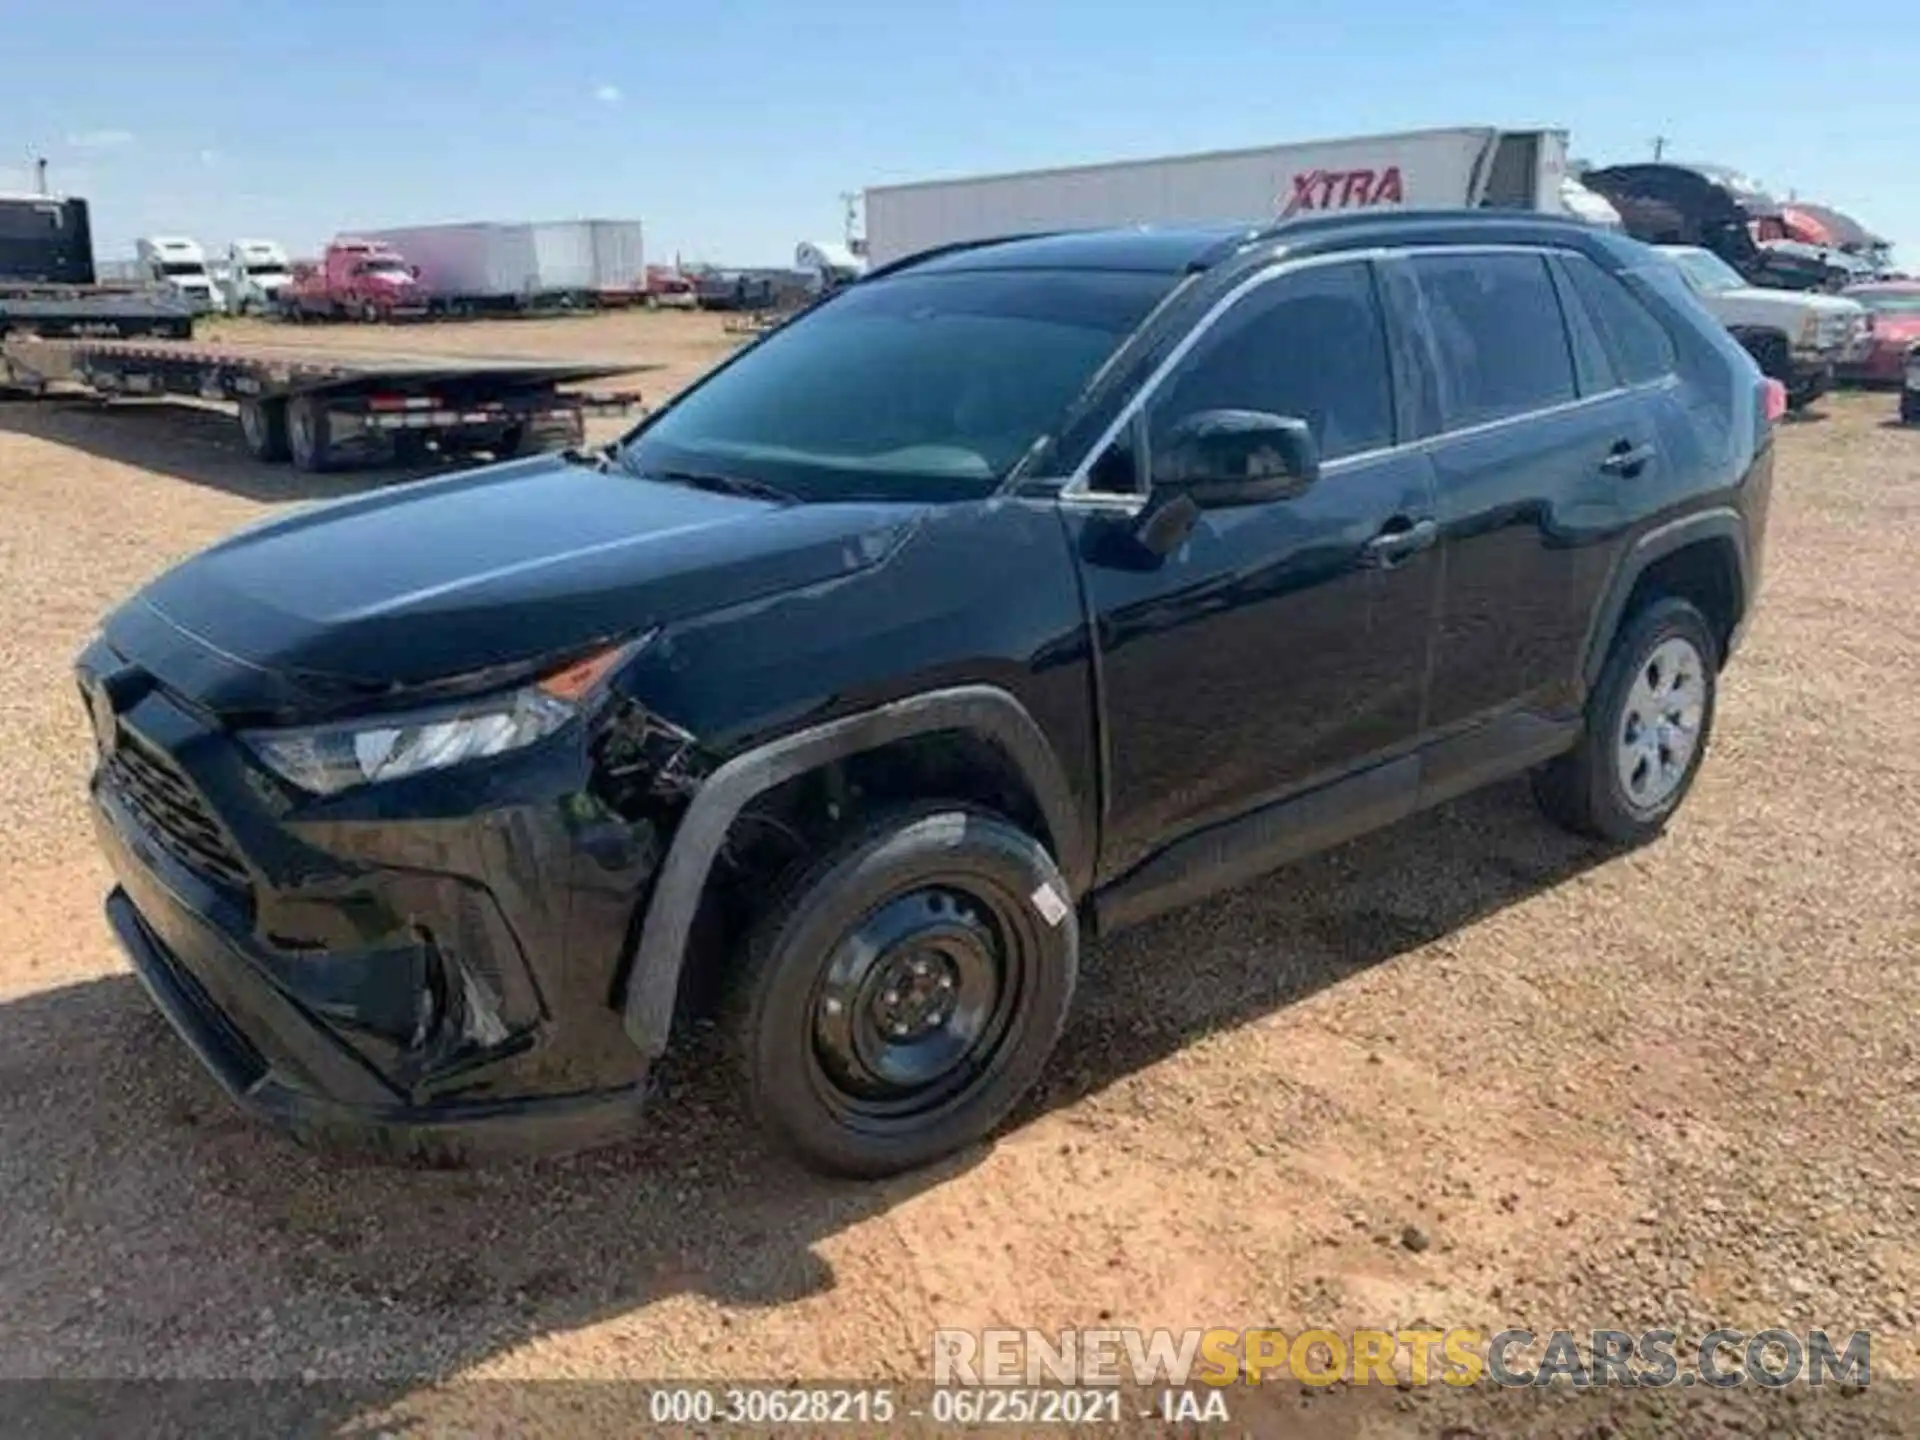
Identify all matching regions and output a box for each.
[1615,635,1706,812]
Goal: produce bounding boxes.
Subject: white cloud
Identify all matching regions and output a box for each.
[594,83,622,104]
[199,148,221,169]
[66,129,135,150]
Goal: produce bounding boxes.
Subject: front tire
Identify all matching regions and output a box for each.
[1534,597,1719,844]
[727,805,1078,1178]
[1902,390,1919,425]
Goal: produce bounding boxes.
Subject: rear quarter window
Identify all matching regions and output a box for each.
[1557,252,1677,385]
[1409,252,1577,429]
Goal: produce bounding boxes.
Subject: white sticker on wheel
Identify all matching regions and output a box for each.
[1030,881,1070,927]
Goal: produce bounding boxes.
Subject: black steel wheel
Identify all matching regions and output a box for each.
[728,804,1078,1177]
[237,395,290,463]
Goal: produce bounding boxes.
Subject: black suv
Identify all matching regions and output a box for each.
[80,211,1776,1177]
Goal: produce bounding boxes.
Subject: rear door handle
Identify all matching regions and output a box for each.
[1600,440,1657,476]
[1360,516,1438,568]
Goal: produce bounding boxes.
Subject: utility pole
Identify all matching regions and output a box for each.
[1652,135,1668,161]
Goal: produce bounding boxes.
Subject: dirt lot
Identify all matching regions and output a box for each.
[0,312,1914,1435]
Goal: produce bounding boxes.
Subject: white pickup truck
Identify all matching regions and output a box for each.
[1654,244,1870,409]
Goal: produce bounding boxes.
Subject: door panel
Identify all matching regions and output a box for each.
[1421,396,1660,729]
[1063,258,1440,882]
[1399,249,1661,731]
[1069,454,1440,879]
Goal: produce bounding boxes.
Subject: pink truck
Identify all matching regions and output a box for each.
[280,238,428,322]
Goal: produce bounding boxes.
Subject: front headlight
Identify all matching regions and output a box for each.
[241,637,646,796]
[1798,312,1822,346]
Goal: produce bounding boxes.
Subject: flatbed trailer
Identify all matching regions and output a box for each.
[1,300,650,473]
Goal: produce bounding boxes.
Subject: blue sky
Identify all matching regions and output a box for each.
[7,0,1915,268]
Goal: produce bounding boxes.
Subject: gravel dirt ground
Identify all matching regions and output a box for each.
[0,313,1914,1437]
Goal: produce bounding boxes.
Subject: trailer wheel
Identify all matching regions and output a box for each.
[238,396,290,463]
[287,395,337,472]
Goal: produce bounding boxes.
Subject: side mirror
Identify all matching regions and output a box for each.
[1152,409,1320,507]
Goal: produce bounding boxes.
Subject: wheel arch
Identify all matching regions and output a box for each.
[1728,325,1791,375]
[619,684,1088,1059]
[1581,509,1750,692]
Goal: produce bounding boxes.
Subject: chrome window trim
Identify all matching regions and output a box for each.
[1056,249,1389,503]
[1053,241,1675,512]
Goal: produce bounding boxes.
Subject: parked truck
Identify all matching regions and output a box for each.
[1653,243,1868,409]
[221,239,294,315]
[860,126,1615,266]
[356,219,646,314]
[1,190,97,285]
[280,237,428,322]
[136,236,221,314]
[2,205,644,469]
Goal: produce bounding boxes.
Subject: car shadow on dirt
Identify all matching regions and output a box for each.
[0,398,451,505]
[0,780,1612,1431]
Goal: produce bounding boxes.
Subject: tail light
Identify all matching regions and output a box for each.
[1762,377,1788,424]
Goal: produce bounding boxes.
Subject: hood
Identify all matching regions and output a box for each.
[1721,285,1862,317]
[108,454,918,720]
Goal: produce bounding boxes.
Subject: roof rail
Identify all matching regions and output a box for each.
[1245,205,1594,247]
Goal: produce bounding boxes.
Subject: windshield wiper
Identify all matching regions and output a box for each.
[644,466,800,505]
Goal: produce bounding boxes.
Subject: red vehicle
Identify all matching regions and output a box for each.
[1838,282,1920,383]
[640,263,698,309]
[281,237,428,323]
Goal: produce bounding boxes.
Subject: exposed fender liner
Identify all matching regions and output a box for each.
[620,684,1088,1058]
[1580,507,1749,690]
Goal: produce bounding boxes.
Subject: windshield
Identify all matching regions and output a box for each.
[247,262,288,277]
[1668,248,1747,294]
[1852,290,1920,316]
[364,259,410,277]
[622,268,1174,502]
[159,260,207,279]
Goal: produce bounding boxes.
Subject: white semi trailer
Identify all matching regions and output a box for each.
[862,125,1617,267]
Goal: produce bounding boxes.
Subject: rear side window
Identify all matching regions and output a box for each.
[1146,260,1395,466]
[1410,252,1576,428]
[1558,253,1677,385]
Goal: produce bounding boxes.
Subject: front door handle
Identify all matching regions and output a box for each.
[1600,440,1657,477]
[1360,516,1438,568]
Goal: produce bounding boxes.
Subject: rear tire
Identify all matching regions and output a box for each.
[726,804,1078,1178]
[237,396,290,462]
[1902,390,1919,425]
[1534,597,1719,845]
[286,394,337,473]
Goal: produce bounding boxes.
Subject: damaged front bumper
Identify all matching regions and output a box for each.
[79,636,689,1160]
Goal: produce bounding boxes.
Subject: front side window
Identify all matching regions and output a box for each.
[1145,260,1395,476]
[1411,252,1577,428]
[625,268,1174,503]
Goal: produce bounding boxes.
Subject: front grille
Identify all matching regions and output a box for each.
[106,734,252,894]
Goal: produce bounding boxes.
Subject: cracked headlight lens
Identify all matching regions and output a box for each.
[242,638,645,796]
